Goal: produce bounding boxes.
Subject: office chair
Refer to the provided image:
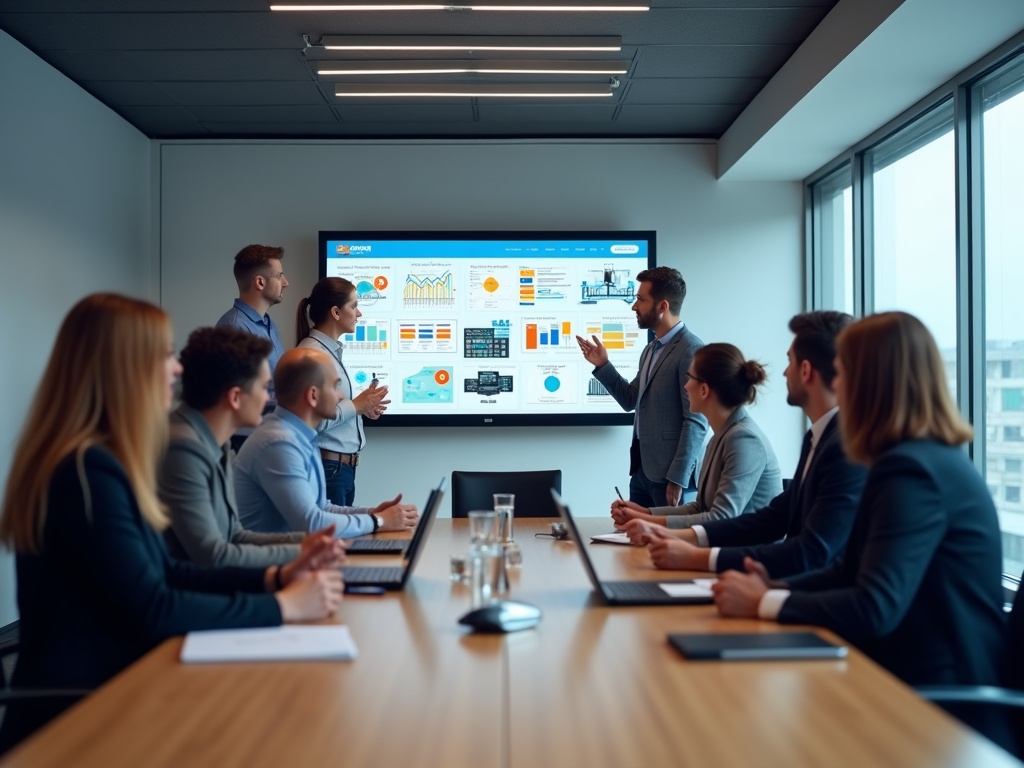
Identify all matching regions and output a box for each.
[450,470,562,519]
[915,575,1024,757]
[0,621,91,756]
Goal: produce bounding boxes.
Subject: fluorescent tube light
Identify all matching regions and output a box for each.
[274,3,647,11]
[334,83,613,97]
[321,35,621,51]
[317,60,629,75]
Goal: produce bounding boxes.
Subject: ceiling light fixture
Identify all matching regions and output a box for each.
[317,59,629,75]
[334,83,613,97]
[273,2,647,11]
[321,35,621,51]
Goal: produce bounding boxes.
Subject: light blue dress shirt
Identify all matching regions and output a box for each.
[234,407,373,538]
[216,298,285,406]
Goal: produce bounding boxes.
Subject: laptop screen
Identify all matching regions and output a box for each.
[400,477,447,582]
[550,489,612,599]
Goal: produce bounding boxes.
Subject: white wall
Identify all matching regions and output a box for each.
[0,31,154,626]
[159,141,805,519]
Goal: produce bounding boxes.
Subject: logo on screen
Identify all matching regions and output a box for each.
[336,245,350,254]
[336,244,372,254]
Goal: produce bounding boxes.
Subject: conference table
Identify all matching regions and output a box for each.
[2,517,1019,768]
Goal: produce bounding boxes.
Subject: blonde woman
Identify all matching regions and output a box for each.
[0,294,344,753]
[713,312,1006,692]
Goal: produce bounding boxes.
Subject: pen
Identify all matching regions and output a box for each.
[615,487,624,502]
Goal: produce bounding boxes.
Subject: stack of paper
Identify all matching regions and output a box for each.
[181,626,359,664]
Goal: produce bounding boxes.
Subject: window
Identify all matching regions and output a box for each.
[980,53,1024,579]
[865,101,957,397]
[810,165,854,313]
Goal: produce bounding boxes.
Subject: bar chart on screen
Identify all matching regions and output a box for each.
[342,319,390,355]
[522,317,575,353]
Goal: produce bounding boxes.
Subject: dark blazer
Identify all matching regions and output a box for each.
[702,415,866,577]
[779,439,1007,688]
[3,447,281,749]
[594,324,708,488]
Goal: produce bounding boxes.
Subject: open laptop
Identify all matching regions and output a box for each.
[340,478,446,590]
[551,489,715,606]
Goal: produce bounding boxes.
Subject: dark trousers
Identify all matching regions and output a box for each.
[323,460,356,506]
[628,437,696,508]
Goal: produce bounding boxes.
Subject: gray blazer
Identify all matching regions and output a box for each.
[652,406,782,529]
[594,323,708,488]
[159,404,303,567]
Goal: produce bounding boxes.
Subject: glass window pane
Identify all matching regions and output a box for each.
[812,165,854,313]
[980,54,1024,579]
[866,101,957,397]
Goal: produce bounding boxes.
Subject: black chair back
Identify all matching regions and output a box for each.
[450,470,562,518]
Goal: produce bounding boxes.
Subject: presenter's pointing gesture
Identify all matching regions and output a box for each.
[576,334,609,368]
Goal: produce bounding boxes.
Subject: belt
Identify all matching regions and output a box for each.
[320,449,359,466]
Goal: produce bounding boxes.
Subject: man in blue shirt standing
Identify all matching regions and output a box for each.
[217,244,290,413]
[235,347,419,539]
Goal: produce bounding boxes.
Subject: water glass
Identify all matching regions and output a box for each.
[468,510,500,608]
[493,493,515,543]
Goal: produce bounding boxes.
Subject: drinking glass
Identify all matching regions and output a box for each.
[493,493,515,544]
[468,510,500,608]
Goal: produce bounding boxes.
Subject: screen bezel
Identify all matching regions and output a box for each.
[318,229,656,428]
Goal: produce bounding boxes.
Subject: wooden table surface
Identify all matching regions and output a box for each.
[2,518,1018,768]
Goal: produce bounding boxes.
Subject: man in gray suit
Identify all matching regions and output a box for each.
[577,267,708,508]
[159,327,345,568]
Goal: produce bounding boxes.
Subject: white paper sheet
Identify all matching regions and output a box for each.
[658,583,714,598]
[181,625,359,664]
[590,532,632,545]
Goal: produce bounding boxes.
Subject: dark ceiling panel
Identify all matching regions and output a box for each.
[79,81,179,107]
[186,105,338,122]
[616,103,744,134]
[116,106,209,134]
[632,44,796,78]
[478,104,617,121]
[40,49,311,81]
[0,1,838,139]
[336,104,474,121]
[161,81,327,106]
[623,77,765,105]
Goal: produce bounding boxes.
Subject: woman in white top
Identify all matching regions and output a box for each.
[296,278,389,505]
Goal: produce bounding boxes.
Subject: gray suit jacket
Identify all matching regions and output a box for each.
[159,404,303,567]
[652,406,782,528]
[594,323,708,488]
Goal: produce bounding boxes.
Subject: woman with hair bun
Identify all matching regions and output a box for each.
[296,277,389,505]
[612,343,783,557]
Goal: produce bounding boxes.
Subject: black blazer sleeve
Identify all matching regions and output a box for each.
[711,438,865,578]
[778,452,952,641]
[51,449,281,642]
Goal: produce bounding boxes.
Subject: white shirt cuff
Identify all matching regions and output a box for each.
[692,524,709,547]
[707,547,720,572]
[757,589,791,620]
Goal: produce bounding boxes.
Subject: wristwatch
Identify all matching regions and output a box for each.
[372,514,384,532]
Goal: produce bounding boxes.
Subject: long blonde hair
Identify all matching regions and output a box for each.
[838,311,973,464]
[0,293,172,552]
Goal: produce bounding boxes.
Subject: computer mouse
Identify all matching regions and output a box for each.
[458,601,542,633]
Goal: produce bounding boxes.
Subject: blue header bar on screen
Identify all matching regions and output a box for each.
[326,240,648,259]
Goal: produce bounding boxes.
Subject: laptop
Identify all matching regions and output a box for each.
[340,478,446,590]
[551,489,715,606]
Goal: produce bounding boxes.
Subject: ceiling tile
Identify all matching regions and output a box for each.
[79,80,179,106]
[41,49,312,81]
[478,104,617,122]
[632,45,796,78]
[160,81,327,106]
[116,106,209,135]
[616,103,745,134]
[336,104,474,122]
[624,77,766,105]
[187,105,338,122]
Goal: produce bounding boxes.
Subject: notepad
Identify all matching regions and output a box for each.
[590,532,632,545]
[181,626,359,664]
[658,582,714,598]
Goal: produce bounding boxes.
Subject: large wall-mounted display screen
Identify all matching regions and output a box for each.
[319,231,655,426]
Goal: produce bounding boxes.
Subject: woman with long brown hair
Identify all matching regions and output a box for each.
[296,277,389,505]
[0,294,344,753]
[712,312,1007,693]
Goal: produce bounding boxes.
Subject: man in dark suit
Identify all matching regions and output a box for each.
[623,311,865,578]
[577,267,707,508]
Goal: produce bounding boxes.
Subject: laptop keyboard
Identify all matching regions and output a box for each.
[605,581,670,600]
[346,538,407,552]
[341,566,403,583]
